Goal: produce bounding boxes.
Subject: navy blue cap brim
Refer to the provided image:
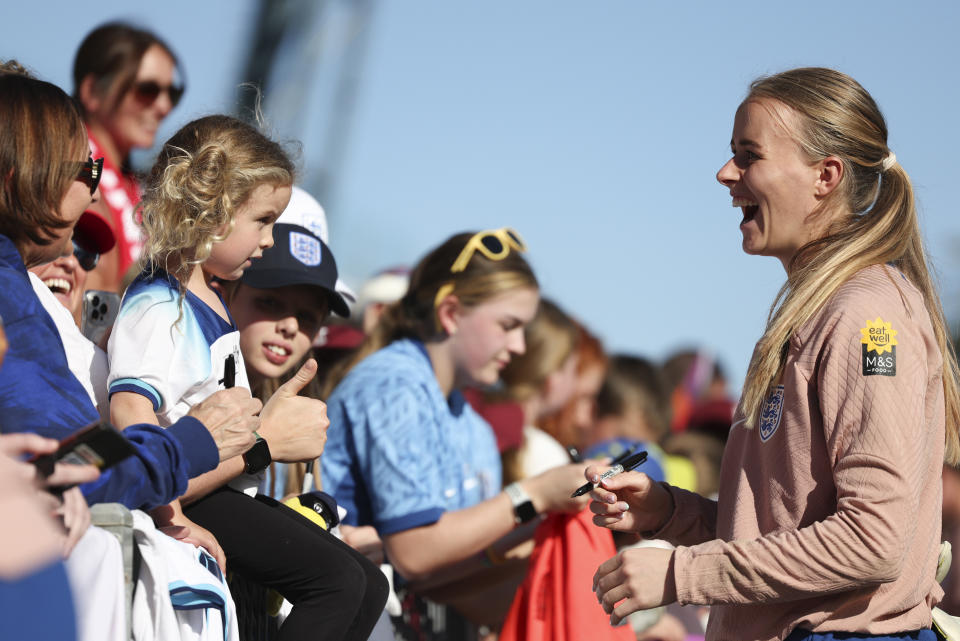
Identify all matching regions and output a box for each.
[242,268,351,318]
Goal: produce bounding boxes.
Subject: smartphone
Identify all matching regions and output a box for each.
[81,290,120,345]
[29,421,136,480]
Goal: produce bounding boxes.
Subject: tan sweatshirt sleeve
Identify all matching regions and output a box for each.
[649,483,718,547]
[673,295,933,605]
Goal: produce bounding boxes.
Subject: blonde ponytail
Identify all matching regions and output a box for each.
[735,69,960,465]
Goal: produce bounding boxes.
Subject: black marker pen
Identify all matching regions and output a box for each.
[571,451,648,498]
[222,354,236,389]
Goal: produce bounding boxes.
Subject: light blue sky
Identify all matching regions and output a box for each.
[4,2,960,390]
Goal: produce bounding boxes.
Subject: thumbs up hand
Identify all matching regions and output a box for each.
[257,359,330,462]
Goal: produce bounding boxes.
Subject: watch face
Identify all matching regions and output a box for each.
[243,438,271,474]
[515,500,537,524]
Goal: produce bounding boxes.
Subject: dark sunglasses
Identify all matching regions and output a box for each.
[72,239,99,272]
[73,156,104,196]
[132,80,185,108]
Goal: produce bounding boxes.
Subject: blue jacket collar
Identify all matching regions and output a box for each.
[0,234,28,275]
[408,338,466,416]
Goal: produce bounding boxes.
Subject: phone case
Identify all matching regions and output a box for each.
[30,421,136,478]
[82,290,120,344]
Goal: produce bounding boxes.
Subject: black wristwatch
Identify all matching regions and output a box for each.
[242,433,271,474]
[505,482,537,525]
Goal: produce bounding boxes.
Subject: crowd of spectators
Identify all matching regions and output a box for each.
[3,19,960,641]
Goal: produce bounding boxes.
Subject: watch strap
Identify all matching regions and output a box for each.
[504,482,537,524]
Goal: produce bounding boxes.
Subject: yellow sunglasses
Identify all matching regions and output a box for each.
[434,228,528,309]
[450,228,527,273]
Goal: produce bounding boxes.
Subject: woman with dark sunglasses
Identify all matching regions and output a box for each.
[27,210,115,420]
[73,22,185,293]
[29,210,113,326]
[320,229,593,639]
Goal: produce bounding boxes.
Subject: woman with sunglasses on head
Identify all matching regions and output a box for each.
[589,68,960,641]
[73,22,185,293]
[321,229,591,639]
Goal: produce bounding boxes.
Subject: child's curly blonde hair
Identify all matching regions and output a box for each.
[139,114,295,289]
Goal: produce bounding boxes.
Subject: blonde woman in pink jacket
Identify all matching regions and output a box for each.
[589,67,960,641]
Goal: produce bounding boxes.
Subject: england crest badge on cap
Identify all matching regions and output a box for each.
[290,231,322,266]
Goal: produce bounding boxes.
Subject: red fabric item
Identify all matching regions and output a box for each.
[670,386,694,433]
[462,388,524,452]
[75,210,116,253]
[88,131,144,277]
[315,324,365,349]
[686,398,735,442]
[500,510,635,641]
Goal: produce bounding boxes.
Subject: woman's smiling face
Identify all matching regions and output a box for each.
[716,99,826,270]
[103,44,178,153]
[30,250,88,318]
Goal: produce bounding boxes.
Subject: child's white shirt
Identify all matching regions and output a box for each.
[108,271,261,495]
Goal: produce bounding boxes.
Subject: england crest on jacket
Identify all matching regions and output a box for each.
[759,385,785,442]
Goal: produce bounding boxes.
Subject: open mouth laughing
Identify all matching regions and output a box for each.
[733,197,759,224]
[44,278,73,296]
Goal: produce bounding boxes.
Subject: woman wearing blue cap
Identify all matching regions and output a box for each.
[220,222,351,498]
